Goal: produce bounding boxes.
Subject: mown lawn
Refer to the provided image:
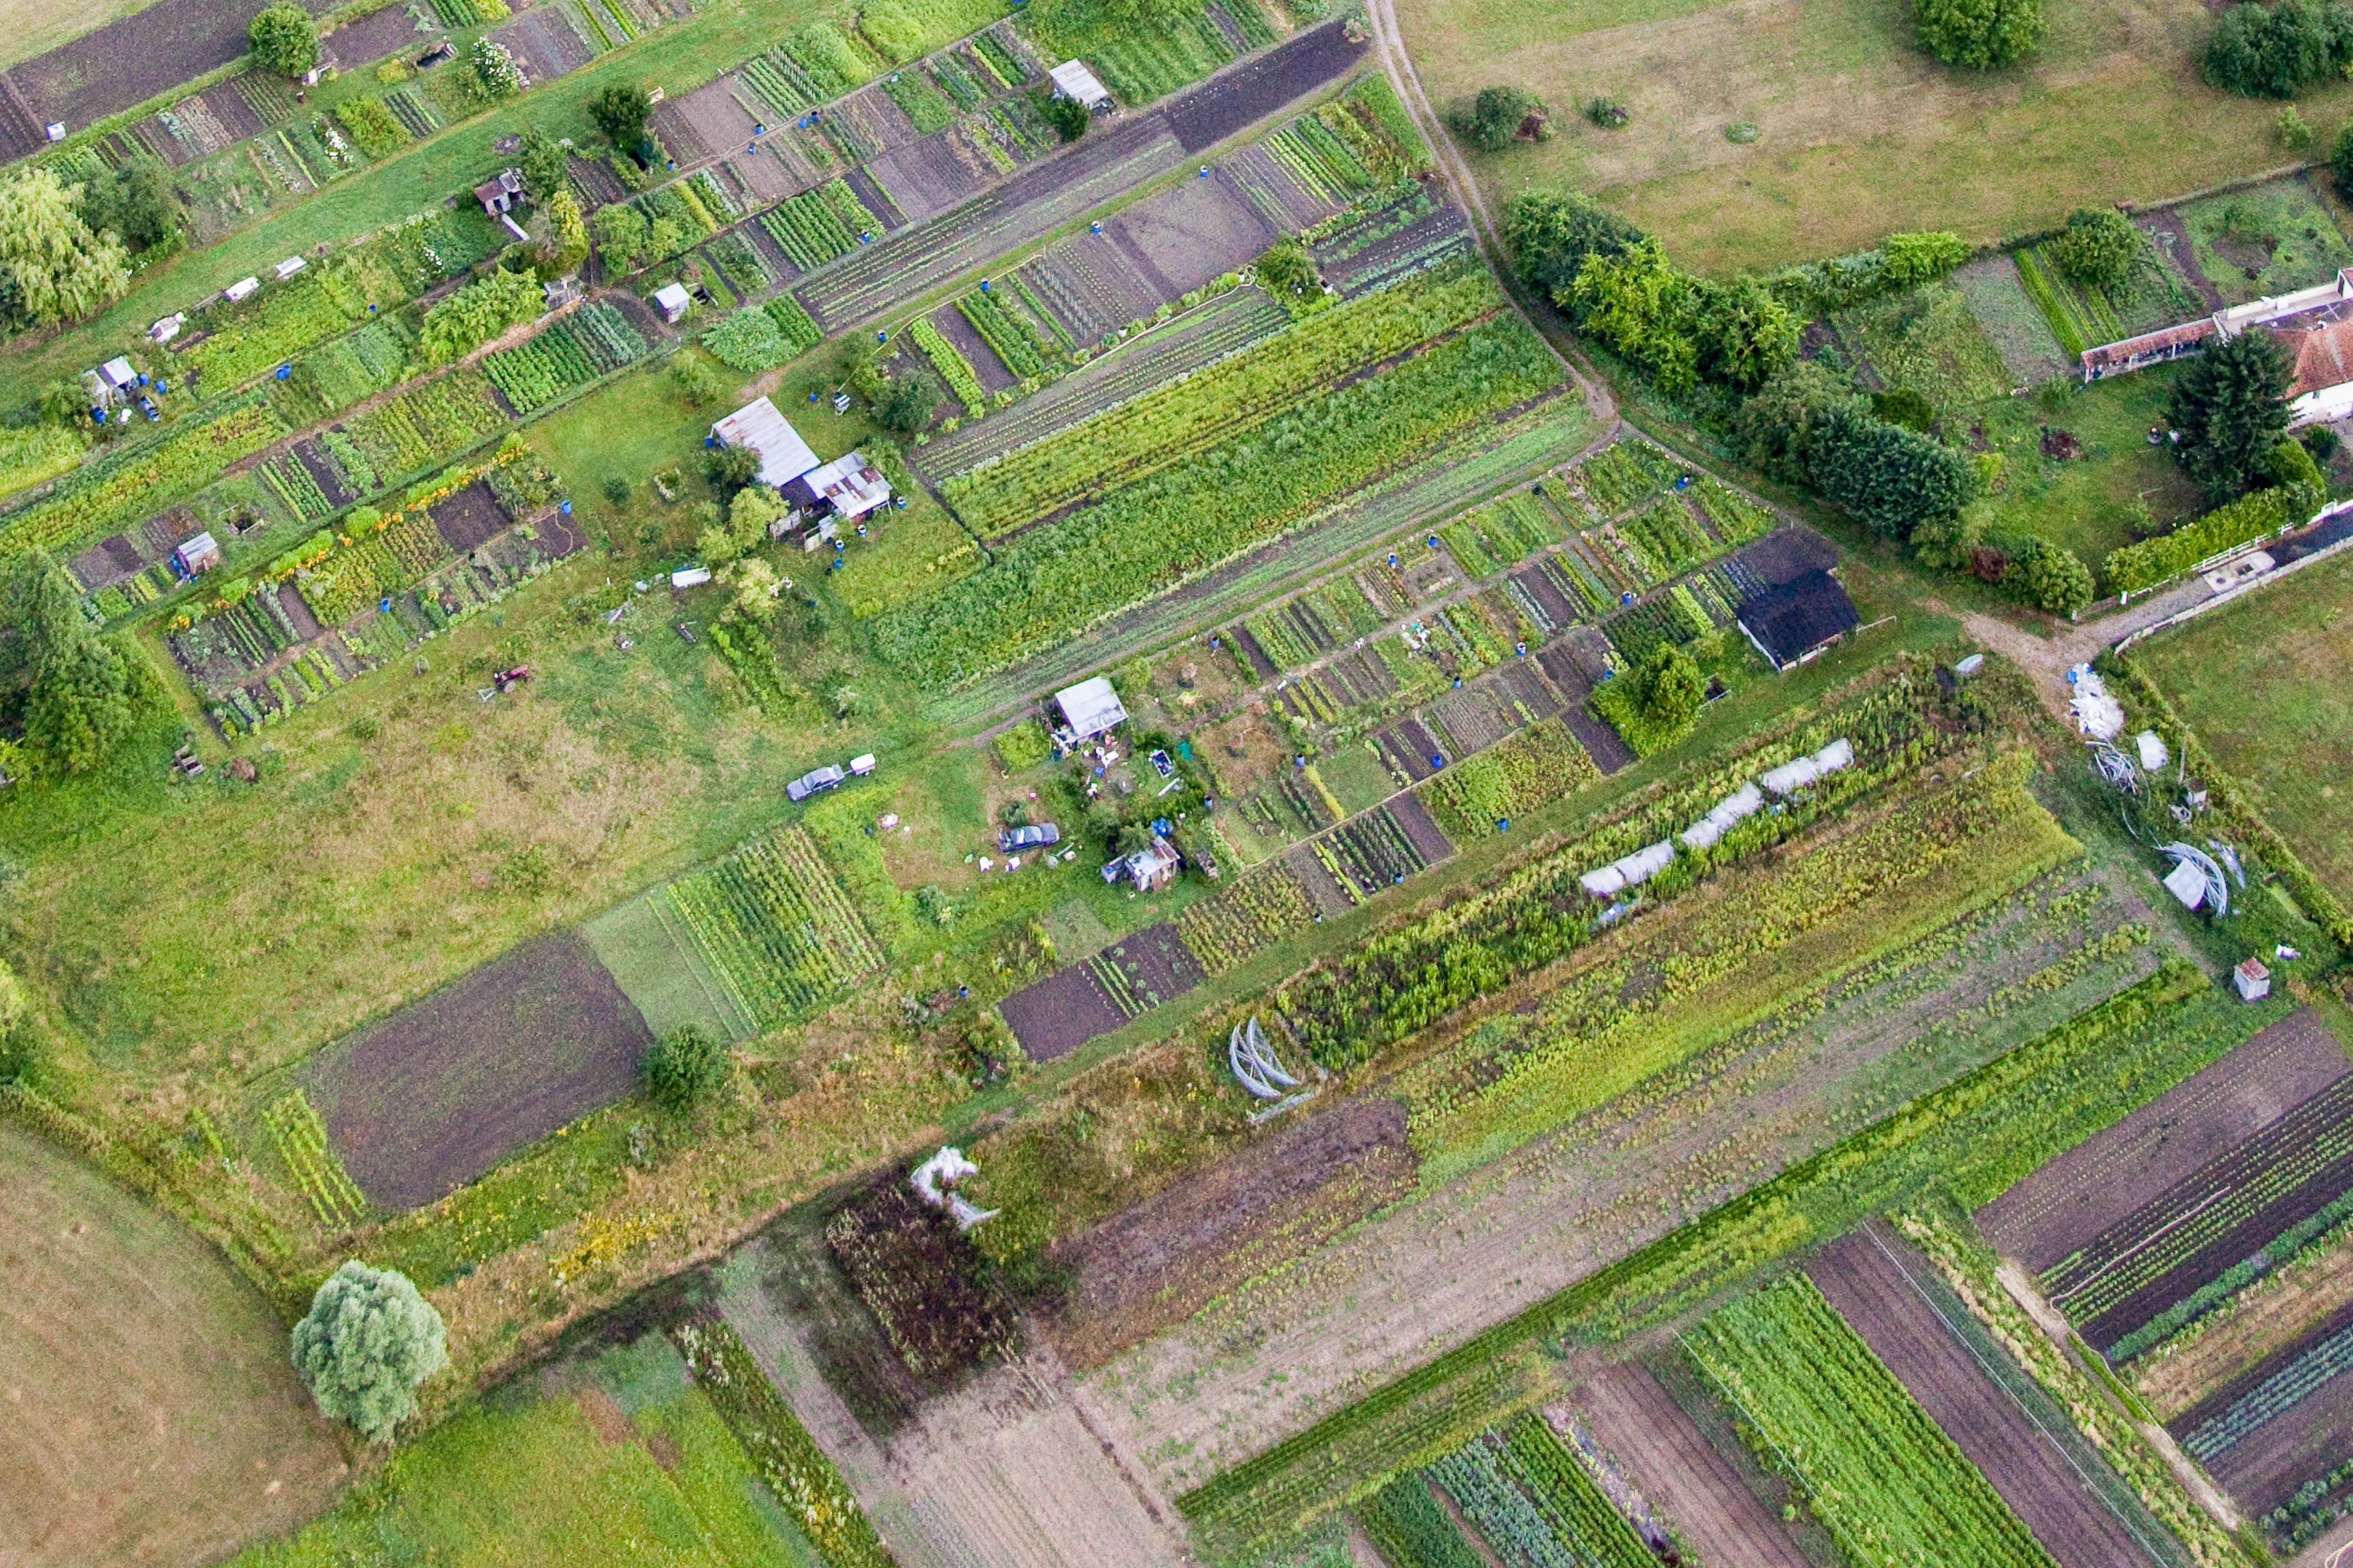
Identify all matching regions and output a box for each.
[1398,0,2353,274]
[2133,548,2353,908]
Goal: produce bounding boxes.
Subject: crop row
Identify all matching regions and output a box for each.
[260,454,335,521]
[762,181,868,270]
[1433,1428,1607,1568]
[1571,439,1682,514]
[1176,960,2244,1543]
[877,314,1561,683]
[299,506,454,624]
[263,1090,368,1228]
[1174,857,1318,974]
[911,318,988,410]
[1496,1418,1656,1568]
[294,319,413,416]
[341,367,505,483]
[2110,1186,2353,1365]
[1275,667,1964,1068]
[1620,497,1719,575]
[1360,1474,1485,1568]
[1264,117,1375,209]
[958,285,1051,377]
[1690,476,1776,544]
[2185,1317,2353,1462]
[2041,1075,2353,1325]
[661,826,885,1031]
[0,397,287,557]
[1419,721,1598,844]
[484,322,600,414]
[1685,1274,2058,1568]
[943,264,1506,534]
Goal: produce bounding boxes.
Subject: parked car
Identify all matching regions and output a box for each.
[787,765,846,802]
[999,822,1060,853]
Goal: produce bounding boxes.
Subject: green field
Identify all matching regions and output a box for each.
[2132,548,2353,909]
[1398,0,2353,275]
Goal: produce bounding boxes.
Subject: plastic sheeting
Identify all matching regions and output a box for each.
[1581,738,1852,897]
[910,1147,998,1230]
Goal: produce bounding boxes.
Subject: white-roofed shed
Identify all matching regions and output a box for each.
[1048,60,1112,109]
[1054,676,1128,741]
[711,396,822,489]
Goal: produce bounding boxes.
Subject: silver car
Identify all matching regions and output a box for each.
[787,765,846,802]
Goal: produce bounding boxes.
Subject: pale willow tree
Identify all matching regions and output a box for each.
[290,1262,449,1443]
[0,170,131,326]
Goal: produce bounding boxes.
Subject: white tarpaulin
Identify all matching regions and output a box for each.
[2068,666,2125,741]
[910,1147,997,1230]
[2163,858,2209,910]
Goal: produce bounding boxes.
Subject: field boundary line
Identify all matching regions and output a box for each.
[1859,1220,2180,1568]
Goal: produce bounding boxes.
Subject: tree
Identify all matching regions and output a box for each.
[641,1024,728,1109]
[248,4,319,78]
[0,170,132,326]
[587,84,654,154]
[1034,90,1089,143]
[290,1262,448,1443]
[2046,207,2140,293]
[2203,0,2353,97]
[473,37,524,99]
[535,188,589,277]
[2003,538,2094,614]
[1879,230,1972,284]
[1737,358,1869,480]
[2333,121,2353,193]
[1806,406,1976,538]
[1695,273,1799,391]
[8,552,140,773]
[591,202,649,270]
[1915,0,2045,68]
[2165,329,2294,497]
[520,132,568,206]
[77,160,177,253]
[1449,86,1547,152]
[874,369,942,434]
[1502,189,1645,318]
[700,484,782,563]
[1573,237,1705,392]
[701,441,762,504]
[1254,238,1321,310]
[1635,643,1704,728]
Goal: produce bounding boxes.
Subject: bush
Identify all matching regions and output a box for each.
[1035,90,1090,142]
[76,161,178,253]
[2203,0,2353,97]
[1808,405,1976,538]
[590,85,654,152]
[2101,471,2314,591]
[2282,104,2316,146]
[1916,0,2045,68]
[1635,641,1704,727]
[2045,208,2140,293]
[335,96,410,161]
[875,369,942,434]
[2002,537,2094,613]
[1738,357,1869,479]
[2332,122,2353,192]
[249,4,318,77]
[1254,238,1322,312]
[602,475,631,505]
[2165,328,2295,497]
[1872,385,1937,431]
[1449,86,1548,152]
[591,202,649,271]
[417,269,542,364]
[472,37,524,99]
[290,1262,448,1442]
[642,1024,728,1109]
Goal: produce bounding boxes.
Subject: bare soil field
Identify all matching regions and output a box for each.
[1166,19,1366,153]
[1047,1098,1416,1369]
[1109,172,1280,299]
[305,932,654,1209]
[430,480,511,554]
[1560,1360,1814,1568]
[0,1123,347,1567]
[1388,791,1455,866]
[1001,961,1129,1061]
[1981,1009,2348,1272]
[491,8,595,85]
[1809,1225,2167,1568]
[1074,868,2157,1495]
[322,4,424,72]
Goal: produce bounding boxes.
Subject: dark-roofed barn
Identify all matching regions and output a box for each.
[1737,569,1861,672]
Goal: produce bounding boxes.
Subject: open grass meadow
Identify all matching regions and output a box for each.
[0,1124,349,1568]
[1397,0,2353,274]
[2132,548,2353,909]
[228,1334,824,1568]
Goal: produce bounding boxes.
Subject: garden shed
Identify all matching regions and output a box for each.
[1736,569,1860,672]
[171,532,222,577]
[652,283,693,324]
[710,396,820,488]
[1104,835,1182,892]
[473,168,524,216]
[1053,676,1127,742]
[1048,60,1113,112]
[783,451,890,521]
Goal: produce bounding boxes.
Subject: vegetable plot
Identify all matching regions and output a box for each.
[760,179,882,271]
[1683,1275,2060,1568]
[483,303,648,413]
[658,827,887,1032]
[943,264,1507,536]
[0,397,287,557]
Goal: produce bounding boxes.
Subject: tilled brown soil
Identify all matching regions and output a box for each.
[305,933,653,1209]
[431,480,510,554]
[1563,1361,1813,1568]
[1387,791,1455,866]
[1164,17,1365,153]
[1046,1098,1413,1370]
[2191,1305,2353,1514]
[1000,962,1126,1062]
[1809,1227,2165,1568]
[1980,1009,2347,1273]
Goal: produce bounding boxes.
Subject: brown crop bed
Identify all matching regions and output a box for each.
[1107,172,1277,300]
[2184,1302,2353,1514]
[1563,1359,1815,1568]
[1099,922,1204,1009]
[430,480,510,554]
[1981,1009,2347,1272]
[1001,961,1129,1061]
[1808,1226,2166,1568]
[324,4,424,71]
[1046,1097,1414,1369]
[6,0,313,153]
[1164,18,1365,153]
[305,933,653,1209]
[1387,791,1455,866]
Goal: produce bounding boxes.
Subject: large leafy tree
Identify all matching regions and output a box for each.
[290,1262,448,1443]
[1502,189,1645,319]
[1635,643,1704,728]
[2046,208,2142,293]
[1573,237,1705,392]
[2203,0,2353,97]
[1916,0,2046,68]
[1449,86,1547,152]
[1807,405,1977,538]
[1695,274,1800,391]
[2166,329,2294,497]
[4,552,142,774]
[519,131,569,205]
[1737,358,1870,480]
[248,4,319,78]
[77,160,178,253]
[536,189,589,277]
[0,170,132,326]
[588,84,654,155]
